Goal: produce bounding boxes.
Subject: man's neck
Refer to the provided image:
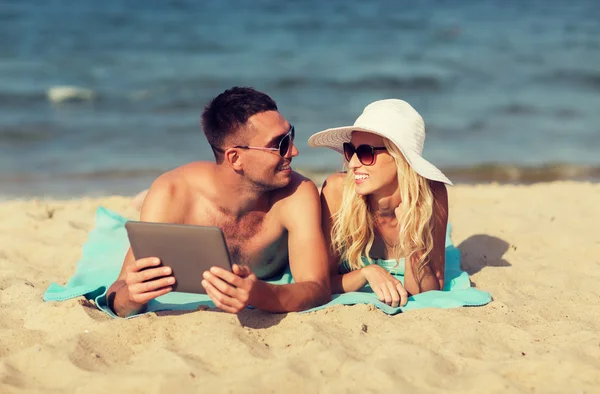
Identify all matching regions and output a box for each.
[212,166,269,219]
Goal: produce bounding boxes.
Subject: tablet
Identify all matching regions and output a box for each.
[125,221,233,294]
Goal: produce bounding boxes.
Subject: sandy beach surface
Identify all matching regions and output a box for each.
[1,182,599,394]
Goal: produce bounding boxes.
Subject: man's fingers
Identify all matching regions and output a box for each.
[210,266,245,288]
[131,257,161,273]
[131,286,172,304]
[202,279,244,313]
[232,264,252,277]
[203,280,232,311]
[203,270,251,310]
[130,276,175,296]
[129,266,172,285]
[203,271,237,296]
[143,276,175,293]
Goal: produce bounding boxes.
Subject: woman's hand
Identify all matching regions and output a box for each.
[361,264,408,307]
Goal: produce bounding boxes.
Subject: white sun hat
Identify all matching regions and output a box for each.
[308,99,453,185]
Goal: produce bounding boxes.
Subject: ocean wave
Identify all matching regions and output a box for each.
[542,70,600,91]
[0,169,164,183]
[0,91,48,108]
[271,75,445,91]
[46,86,96,103]
[496,103,578,119]
[0,124,62,145]
[499,103,540,115]
[330,75,444,91]
[0,87,100,108]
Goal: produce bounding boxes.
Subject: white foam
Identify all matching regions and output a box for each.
[46,86,95,103]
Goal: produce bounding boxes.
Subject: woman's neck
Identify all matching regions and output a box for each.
[368,186,402,219]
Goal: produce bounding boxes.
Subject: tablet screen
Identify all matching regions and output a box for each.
[125,221,233,294]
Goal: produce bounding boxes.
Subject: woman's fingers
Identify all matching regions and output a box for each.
[373,285,386,304]
[364,266,409,307]
[379,284,392,305]
[396,282,409,306]
[386,281,401,308]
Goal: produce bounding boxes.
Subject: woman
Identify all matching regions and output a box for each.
[308,99,452,308]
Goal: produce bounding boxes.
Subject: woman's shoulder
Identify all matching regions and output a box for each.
[430,180,447,195]
[321,172,346,192]
[320,172,347,213]
[429,181,449,210]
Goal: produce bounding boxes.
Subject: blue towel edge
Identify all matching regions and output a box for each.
[42,206,493,318]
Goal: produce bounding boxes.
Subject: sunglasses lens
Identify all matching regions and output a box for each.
[343,143,354,162]
[279,134,290,157]
[356,145,375,165]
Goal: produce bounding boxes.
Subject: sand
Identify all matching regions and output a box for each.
[1,182,599,393]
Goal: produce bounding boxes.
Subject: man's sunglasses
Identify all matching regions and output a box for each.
[234,125,295,157]
[343,142,387,166]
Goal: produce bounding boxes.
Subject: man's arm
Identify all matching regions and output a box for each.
[250,178,331,312]
[201,175,331,313]
[106,175,185,317]
[203,176,331,313]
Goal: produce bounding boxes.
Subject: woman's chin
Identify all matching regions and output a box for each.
[354,184,372,196]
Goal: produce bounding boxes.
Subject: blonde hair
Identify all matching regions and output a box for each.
[330,138,435,290]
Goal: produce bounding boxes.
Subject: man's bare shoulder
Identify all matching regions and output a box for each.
[273,171,322,232]
[140,161,217,221]
[274,171,320,202]
[175,161,217,176]
[155,161,217,192]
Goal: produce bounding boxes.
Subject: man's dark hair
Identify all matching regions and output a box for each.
[201,87,278,160]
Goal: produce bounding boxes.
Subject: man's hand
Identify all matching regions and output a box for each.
[121,257,175,307]
[361,264,408,307]
[202,264,258,313]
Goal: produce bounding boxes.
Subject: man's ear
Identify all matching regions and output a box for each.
[224,148,243,171]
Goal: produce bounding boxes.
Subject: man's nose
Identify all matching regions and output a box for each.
[287,141,299,158]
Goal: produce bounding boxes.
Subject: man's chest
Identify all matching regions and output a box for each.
[184,208,288,276]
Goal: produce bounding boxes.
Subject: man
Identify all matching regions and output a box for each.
[107,87,330,317]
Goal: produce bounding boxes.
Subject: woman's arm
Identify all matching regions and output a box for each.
[403,181,449,294]
[320,173,369,293]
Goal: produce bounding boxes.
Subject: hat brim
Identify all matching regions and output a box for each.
[308,126,453,186]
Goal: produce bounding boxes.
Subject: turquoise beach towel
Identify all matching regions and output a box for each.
[43,207,492,318]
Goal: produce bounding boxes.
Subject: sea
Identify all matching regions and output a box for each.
[1,0,599,198]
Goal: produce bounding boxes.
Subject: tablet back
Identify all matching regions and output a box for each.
[125,221,232,294]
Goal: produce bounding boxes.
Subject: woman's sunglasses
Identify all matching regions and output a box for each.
[343,142,387,166]
[235,125,295,157]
